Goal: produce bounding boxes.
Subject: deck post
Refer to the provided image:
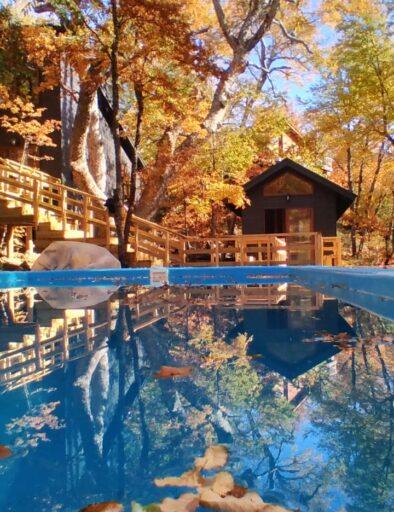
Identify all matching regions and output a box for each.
[61,187,67,232]
[239,238,244,266]
[215,239,219,266]
[315,233,323,265]
[105,210,111,248]
[336,238,342,266]
[82,195,89,239]
[33,179,40,226]
[135,225,139,262]
[164,231,170,266]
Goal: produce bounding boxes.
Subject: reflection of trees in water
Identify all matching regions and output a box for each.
[1,296,393,512]
[309,343,393,512]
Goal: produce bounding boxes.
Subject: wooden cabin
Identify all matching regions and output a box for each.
[241,158,356,237]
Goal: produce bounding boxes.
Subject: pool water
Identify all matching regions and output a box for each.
[0,283,393,511]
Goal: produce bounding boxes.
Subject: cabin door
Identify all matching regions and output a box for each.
[285,208,313,233]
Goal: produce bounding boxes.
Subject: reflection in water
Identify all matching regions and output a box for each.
[0,284,392,512]
[38,286,118,309]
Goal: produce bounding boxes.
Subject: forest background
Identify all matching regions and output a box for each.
[0,0,393,265]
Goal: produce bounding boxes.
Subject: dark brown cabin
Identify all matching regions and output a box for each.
[240,158,356,237]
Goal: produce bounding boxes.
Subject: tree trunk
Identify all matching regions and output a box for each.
[70,80,107,200]
[124,83,144,248]
[135,1,280,220]
[110,0,127,266]
[87,95,107,193]
[135,126,182,220]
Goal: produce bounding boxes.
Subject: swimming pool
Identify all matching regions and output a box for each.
[0,267,393,511]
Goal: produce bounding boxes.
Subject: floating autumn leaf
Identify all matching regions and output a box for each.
[0,445,12,460]
[195,445,229,470]
[159,493,200,512]
[335,332,351,340]
[79,502,124,512]
[155,468,203,488]
[154,366,193,379]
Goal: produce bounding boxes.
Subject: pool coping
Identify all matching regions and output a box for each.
[0,266,393,299]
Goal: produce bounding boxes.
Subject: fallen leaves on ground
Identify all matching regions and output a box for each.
[79,502,124,512]
[154,366,192,379]
[0,445,12,460]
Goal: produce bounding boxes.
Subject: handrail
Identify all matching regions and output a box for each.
[0,158,341,267]
[0,158,61,184]
[132,214,188,239]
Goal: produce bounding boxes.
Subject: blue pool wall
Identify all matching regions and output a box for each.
[0,265,393,320]
[0,265,393,297]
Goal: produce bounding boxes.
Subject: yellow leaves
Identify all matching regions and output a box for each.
[0,85,60,152]
[190,332,253,370]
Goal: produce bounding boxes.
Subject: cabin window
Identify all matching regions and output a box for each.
[263,172,313,196]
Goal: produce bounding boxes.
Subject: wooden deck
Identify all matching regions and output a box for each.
[0,158,341,266]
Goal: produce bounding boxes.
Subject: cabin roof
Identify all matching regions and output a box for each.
[244,158,356,217]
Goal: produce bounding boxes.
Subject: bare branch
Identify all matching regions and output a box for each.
[212,0,237,51]
[273,19,313,54]
[244,0,280,51]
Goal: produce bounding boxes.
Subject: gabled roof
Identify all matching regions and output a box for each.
[244,158,356,217]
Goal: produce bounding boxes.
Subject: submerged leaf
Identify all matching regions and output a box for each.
[205,472,234,497]
[155,468,203,488]
[0,445,12,460]
[154,366,193,379]
[159,493,199,512]
[79,502,124,512]
[199,489,267,511]
[131,503,161,512]
[195,445,229,470]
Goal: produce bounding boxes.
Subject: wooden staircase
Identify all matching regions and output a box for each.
[0,158,342,266]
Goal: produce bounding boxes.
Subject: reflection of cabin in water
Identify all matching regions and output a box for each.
[232,294,354,380]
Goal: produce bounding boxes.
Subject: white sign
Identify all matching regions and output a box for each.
[150,267,169,287]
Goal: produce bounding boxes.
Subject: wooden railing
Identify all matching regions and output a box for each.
[0,158,341,266]
[0,158,110,238]
[322,237,342,266]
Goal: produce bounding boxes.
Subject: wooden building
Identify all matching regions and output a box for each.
[240,158,356,237]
